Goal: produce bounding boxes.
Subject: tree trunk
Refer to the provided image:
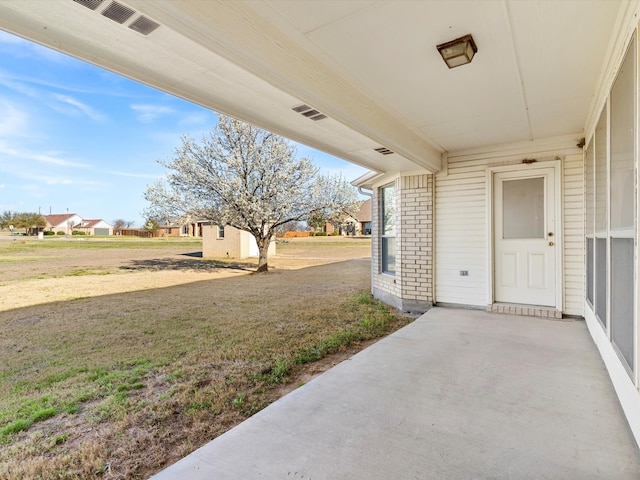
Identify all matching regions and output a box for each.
[256,236,271,273]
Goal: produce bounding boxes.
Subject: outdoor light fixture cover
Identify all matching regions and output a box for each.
[437,34,477,68]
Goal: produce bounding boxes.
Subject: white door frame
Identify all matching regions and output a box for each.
[486,160,563,310]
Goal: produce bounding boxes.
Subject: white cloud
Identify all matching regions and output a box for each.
[0,100,29,136]
[0,73,41,98]
[0,141,89,168]
[179,111,211,126]
[45,178,73,185]
[50,93,106,121]
[34,153,89,168]
[0,67,143,99]
[108,170,161,179]
[131,104,175,123]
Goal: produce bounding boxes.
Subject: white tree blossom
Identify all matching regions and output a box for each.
[144,115,361,272]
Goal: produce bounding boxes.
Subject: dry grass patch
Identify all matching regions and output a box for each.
[0,237,411,479]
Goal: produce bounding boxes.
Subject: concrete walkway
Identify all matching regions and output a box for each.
[151,308,640,479]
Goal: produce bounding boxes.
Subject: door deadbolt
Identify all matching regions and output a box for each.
[548,232,553,237]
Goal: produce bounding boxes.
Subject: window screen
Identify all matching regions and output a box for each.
[611,238,634,371]
[595,238,607,327]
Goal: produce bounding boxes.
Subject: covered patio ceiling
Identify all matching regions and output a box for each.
[0,0,625,174]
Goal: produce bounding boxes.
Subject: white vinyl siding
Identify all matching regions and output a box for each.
[435,144,583,315]
[435,164,488,306]
[562,153,585,316]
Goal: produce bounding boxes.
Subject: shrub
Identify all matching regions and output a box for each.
[56,231,65,235]
[43,231,55,236]
[72,231,86,236]
[314,232,328,236]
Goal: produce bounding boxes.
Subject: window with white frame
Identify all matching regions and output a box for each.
[217,225,225,239]
[381,183,396,275]
[585,34,636,376]
[609,36,635,372]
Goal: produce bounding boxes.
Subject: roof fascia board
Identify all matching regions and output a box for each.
[352,171,384,188]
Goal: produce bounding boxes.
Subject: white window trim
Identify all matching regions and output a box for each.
[380,183,396,276]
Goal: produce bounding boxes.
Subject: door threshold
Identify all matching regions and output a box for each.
[487,303,562,319]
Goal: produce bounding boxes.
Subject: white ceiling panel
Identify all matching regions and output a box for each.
[508,1,620,103]
[422,111,531,153]
[528,97,589,141]
[266,0,382,34]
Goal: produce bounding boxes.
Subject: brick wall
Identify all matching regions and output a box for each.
[202,224,242,258]
[371,174,434,313]
[399,174,433,309]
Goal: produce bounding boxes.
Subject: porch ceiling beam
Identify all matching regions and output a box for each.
[0,0,443,174]
[130,0,443,172]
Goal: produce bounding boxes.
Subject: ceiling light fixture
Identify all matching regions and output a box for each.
[436,34,477,69]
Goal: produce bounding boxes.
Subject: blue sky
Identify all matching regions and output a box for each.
[0,30,368,227]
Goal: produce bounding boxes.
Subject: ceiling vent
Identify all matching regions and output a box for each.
[292,104,327,121]
[72,0,161,36]
[101,1,136,24]
[72,0,105,10]
[374,147,394,155]
[129,15,160,35]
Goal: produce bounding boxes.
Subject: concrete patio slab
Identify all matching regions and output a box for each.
[151,308,640,479]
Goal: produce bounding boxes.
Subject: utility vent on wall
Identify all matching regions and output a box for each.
[129,16,160,35]
[72,0,105,10]
[101,1,136,24]
[291,104,327,121]
[374,147,394,155]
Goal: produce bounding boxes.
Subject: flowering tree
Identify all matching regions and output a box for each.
[144,115,360,272]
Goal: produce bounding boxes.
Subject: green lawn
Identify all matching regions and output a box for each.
[0,237,409,479]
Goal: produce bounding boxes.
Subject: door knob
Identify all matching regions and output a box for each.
[549,241,554,246]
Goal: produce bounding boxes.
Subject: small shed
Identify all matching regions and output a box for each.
[202,224,276,259]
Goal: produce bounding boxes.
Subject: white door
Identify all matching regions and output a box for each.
[494,168,556,306]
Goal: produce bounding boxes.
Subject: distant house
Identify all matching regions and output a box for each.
[315,199,372,236]
[118,220,207,238]
[44,214,112,235]
[153,220,207,238]
[343,199,372,235]
[154,222,185,238]
[72,219,112,236]
[44,213,84,235]
[187,221,206,237]
[202,224,276,259]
